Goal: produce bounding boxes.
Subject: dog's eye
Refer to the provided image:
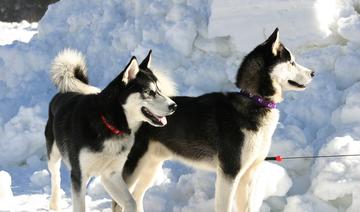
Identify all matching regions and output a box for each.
[290,61,295,66]
[149,90,156,97]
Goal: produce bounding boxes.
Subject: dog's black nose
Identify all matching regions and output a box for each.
[310,71,315,78]
[169,103,177,112]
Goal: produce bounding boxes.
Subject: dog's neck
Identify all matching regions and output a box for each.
[98,92,132,136]
[238,89,277,109]
[99,111,131,136]
[100,114,129,136]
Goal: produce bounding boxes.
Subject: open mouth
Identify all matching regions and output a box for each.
[288,80,306,89]
[141,107,167,127]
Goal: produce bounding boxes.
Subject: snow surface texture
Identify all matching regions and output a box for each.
[0,21,38,45]
[0,0,360,211]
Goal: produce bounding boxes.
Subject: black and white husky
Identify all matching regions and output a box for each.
[113,28,315,212]
[45,49,176,211]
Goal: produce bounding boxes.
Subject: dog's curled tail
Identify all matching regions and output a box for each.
[51,49,100,94]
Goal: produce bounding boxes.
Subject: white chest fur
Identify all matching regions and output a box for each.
[240,109,280,171]
[79,135,135,177]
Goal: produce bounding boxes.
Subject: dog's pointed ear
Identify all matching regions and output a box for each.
[122,56,139,85]
[265,28,280,56]
[140,49,152,69]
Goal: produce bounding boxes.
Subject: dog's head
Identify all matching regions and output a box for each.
[103,50,176,128]
[236,28,314,102]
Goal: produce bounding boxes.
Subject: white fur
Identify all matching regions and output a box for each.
[122,58,140,85]
[113,39,312,212]
[123,93,145,131]
[49,51,176,212]
[79,138,134,177]
[153,70,177,96]
[113,109,280,212]
[215,168,238,212]
[78,138,136,212]
[51,49,100,94]
[48,136,138,212]
[123,88,175,129]
[271,50,313,94]
[48,143,62,211]
[271,30,281,56]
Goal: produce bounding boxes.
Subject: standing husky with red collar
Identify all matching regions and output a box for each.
[45,50,176,211]
[113,28,314,212]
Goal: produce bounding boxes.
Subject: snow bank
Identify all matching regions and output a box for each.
[0,21,38,45]
[1,0,360,211]
[251,162,292,211]
[0,105,46,167]
[30,169,50,187]
[311,136,360,211]
[0,170,13,211]
[209,0,326,52]
[0,170,13,199]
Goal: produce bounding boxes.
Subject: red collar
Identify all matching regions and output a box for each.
[100,114,126,136]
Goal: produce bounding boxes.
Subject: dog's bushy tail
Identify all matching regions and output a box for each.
[51,49,100,94]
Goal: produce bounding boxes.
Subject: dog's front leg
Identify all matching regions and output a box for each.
[71,170,87,212]
[215,167,238,212]
[236,161,262,212]
[102,171,136,212]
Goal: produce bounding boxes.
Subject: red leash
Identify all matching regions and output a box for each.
[266,154,360,162]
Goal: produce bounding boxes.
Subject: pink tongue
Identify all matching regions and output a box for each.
[159,116,167,125]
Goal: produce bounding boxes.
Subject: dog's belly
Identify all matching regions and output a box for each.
[79,138,133,177]
[148,141,217,171]
[147,110,279,174]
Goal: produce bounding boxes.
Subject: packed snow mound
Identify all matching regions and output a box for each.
[0,170,13,199]
[209,0,360,51]
[0,105,45,167]
[0,170,13,211]
[284,136,360,212]
[0,0,360,211]
[314,0,360,43]
[251,162,293,211]
[311,136,360,211]
[209,0,325,52]
[0,21,38,45]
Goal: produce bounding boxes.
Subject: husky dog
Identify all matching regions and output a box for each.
[45,49,176,212]
[112,28,314,212]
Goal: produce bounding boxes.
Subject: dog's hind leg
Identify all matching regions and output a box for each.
[235,160,262,212]
[71,168,87,212]
[102,170,136,212]
[48,143,62,211]
[70,161,89,212]
[46,116,62,211]
[215,167,239,212]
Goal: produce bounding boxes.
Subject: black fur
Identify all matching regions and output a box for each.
[45,58,159,191]
[123,28,293,181]
[236,28,291,98]
[74,66,88,84]
[124,93,269,179]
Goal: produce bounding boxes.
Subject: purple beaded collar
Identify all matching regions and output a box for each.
[239,90,277,109]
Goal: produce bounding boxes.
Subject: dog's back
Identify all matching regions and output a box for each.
[45,49,100,161]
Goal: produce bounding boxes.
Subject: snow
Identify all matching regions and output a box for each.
[208,0,326,52]
[0,21,38,45]
[0,170,13,199]
[0,0,360,211]
[338,14,360,43]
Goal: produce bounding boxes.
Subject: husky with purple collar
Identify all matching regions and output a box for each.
[45,49,176,211]
[113,28,314,212]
